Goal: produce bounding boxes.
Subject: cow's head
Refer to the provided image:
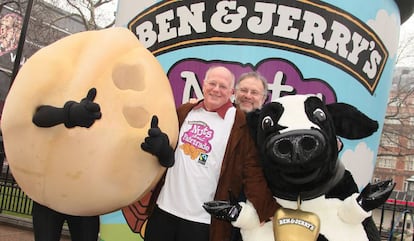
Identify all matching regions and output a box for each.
[246,94,378,200]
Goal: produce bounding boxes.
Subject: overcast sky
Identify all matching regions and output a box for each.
[401,14,414,37]
[398,14,414,67]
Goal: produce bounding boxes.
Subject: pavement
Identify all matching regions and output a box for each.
[0,213,70,241]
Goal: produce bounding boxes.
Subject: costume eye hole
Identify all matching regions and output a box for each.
[261,116,274,130]
[313,108,326,122]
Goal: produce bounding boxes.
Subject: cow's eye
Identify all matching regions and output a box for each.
[313,108,326,122]
[261,116,274,129]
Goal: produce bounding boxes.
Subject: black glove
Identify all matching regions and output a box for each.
[141,115,175,167]
[357,179,395,211]
[63,88,102,128]
[202,191,242,222]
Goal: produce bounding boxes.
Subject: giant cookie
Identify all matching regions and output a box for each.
[1,27,178,216]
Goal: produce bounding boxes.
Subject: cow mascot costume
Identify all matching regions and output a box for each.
[204,94,394,241]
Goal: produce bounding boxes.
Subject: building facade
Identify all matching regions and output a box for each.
[373,67,414,192]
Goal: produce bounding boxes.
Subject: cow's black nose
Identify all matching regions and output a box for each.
[267,130,325,164]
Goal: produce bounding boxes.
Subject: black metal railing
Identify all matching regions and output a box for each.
[0,163,33,215]
[377,199,414,241]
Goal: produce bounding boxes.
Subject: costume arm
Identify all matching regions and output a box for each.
[141,115,175,167]
[32,88,101,128]
[32,105,67,127]
[338,193,371,224]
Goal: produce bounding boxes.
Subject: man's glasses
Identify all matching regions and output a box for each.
[236,88,265,97]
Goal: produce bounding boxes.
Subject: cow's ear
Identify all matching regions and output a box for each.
[246,109,261,143]
[326,103,379,139]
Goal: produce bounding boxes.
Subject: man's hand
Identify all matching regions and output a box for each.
[141,115,175,167]
[64,88,102,128]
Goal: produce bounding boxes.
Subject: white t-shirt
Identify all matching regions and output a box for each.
[157,106,236,224]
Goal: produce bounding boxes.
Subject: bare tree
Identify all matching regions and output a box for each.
[395,34,414,68]
[379,69,414,157]
[377,27,414,158]
[23,0,116,55]
[44,0,116,30]
[0,0,116,103]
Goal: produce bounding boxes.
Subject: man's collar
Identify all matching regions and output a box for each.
[193,100,233,119]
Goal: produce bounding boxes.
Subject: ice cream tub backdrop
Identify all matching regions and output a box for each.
[100,1,414,240]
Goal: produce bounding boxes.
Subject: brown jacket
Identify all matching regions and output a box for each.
[150,102,280,241]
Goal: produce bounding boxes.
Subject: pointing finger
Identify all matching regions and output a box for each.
[86,88,97,101]
[151,115,159,129]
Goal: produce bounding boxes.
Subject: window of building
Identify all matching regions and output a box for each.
[409,138,414,149]
[384,118,400,124]
[380,134,398,147]
[406,157,414,171]
[377,157,396,169]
